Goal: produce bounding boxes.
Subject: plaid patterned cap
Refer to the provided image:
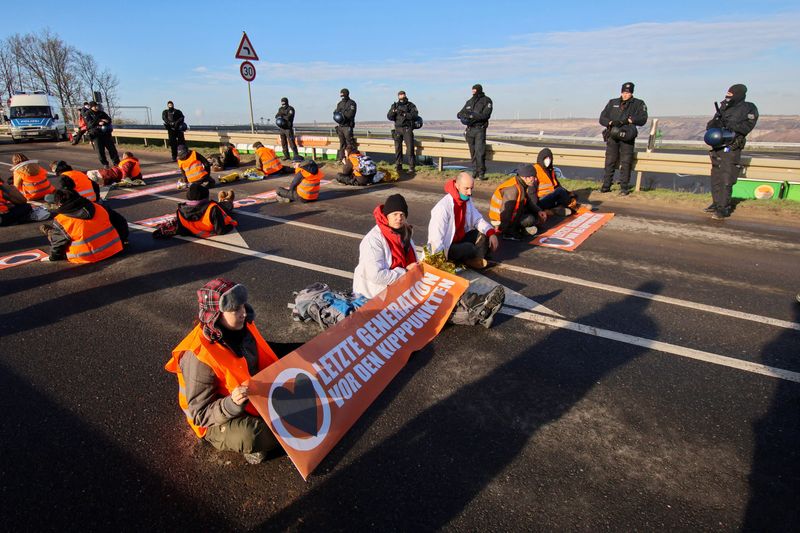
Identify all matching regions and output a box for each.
[197,278,242,342]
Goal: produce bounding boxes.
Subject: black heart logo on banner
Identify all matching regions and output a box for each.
[271,373,320,437]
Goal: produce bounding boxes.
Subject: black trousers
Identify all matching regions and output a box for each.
[336,126,356,160]
[167,129,185,160]
[465,126,487,178]
[336,173,372,186]
[279,128,299,159]
[0,203,33,226]
[393,127,416,169]
[709,148,741,211]
[602,139,635,190]
[447,229,489,263]
[93,134,119,167]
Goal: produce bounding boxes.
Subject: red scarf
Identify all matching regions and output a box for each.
[374,205,415,269]
[445,179,467,243]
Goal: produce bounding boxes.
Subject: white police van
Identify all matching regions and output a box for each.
[6,91,69,142]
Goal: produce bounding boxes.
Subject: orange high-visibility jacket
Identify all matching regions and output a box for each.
[295,167,323,201]
[54,203,123,264]
[488,177,524,222]
[178,151,209,183]
[255,146,283,175]
[347,153,363,177]
[16,167,55,200]
[165,322,278,438]
[118,157,142,179]
[176,202,237,238]
[534,164,560,199]
[62,170,97,202]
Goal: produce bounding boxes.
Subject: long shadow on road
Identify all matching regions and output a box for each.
[259,281,663,531]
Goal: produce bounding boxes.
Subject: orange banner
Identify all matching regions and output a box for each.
[248,263,467,479]
[531,212,614,251]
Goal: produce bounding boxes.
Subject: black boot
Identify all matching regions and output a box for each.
[703,203,717,213]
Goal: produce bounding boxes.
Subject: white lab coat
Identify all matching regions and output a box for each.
[353,225,419,299]
[427,194,493,256]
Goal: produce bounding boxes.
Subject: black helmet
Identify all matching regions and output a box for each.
[177,122,188,132]
[413,116,424,130]
[704,128,735,147]
[275,116,288,129]
[333,111,345,124]
[99,123,114,134]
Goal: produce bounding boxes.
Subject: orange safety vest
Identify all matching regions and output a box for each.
[165,322,278,438]
[62,170,97,202]
[176,202,237,238]
[295,167,323,201]
[231,147,240,161]
[348,153,363,177]
[488,177,524,222]
[177,151,209,183]
[255,146,283,175]
[534,164,559,199]
[54,203,123,264]
[0,189,10,214]
[16,167,55,201]
[118,157,142,179]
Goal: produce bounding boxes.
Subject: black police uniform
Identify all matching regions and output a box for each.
[599,84,648,192]
[335,90,357,160]
[162,106,186,161]
[86,108,120,167]
[457,85,493,180]
[275,100,299,160]
[387,97,419,171]
[706,84,759,217]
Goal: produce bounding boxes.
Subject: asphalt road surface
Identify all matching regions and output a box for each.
[1,140,799,532]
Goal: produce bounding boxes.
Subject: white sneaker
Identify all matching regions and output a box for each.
[176,181,188,190]
[552,206,572,217]
[524,226,539,236]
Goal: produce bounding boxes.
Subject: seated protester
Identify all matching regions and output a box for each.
[176,183,237,238]
[336,144,376,186]
[11,153,55,201]
[117,151,145,185]
[533,148,581,216]
[51,161,99,202]
[176,144,214,190]
[87,166,124,187]
[488,164,547,240]
[276,160,324,203]
[428,172,499,270]
[221,143,241,169]
[0,181,34,226]
[353,194,505,328]
[38,188,128,263]
[252,141,292,176]
[165,279,282,465]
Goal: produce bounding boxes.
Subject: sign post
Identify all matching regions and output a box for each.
[235,32,260,134]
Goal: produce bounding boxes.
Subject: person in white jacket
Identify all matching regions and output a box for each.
[353,194,418,299]
[428,172,499,269]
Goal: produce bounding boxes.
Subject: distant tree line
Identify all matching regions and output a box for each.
[0,29,119,122]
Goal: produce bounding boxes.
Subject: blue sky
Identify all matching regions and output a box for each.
[4,0,799,124]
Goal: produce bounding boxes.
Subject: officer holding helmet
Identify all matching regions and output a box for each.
[275,97,299,160]
[334,88,357,160]
[457,84,493,180]
[162,101,186,162]
[86,101,119,168]
[599,82,648,195]
[387,90,419,173]
[704,84,758,220]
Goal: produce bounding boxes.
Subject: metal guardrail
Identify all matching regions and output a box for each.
[112,128,800,183]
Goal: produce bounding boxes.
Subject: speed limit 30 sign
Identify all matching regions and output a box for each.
[240,61,256,82]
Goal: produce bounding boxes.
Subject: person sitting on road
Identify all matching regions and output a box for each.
[176,144,214,190]
[11,153,55,201]
[276,160,324,203]
[38,188,128,263]
[336,144,376,186]
[488,164,546,240]
[51,161,100,202]
[117,151,144,185]
[165,279,282,465]
[353,193,505,328]
[0,181,34,226]
[176,183,237,238]
[210,143,241,172]
[428,171,499,270]
[252,142,292,177]
[532,148,582,217]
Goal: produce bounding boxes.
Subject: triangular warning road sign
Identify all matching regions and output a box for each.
[235,32,259,61]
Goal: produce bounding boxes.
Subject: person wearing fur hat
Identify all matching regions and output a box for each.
[334,88,357,160]
[165,279,282,464]
[457,84,493,180]
[705,84,759,220]
[11,153,56,201]
[175,183,237,238]
[599,82,648,195]
[276,159,325,203]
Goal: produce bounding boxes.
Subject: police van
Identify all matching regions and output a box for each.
[5,91,69,142]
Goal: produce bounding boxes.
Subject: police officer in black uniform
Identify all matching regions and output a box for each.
[162,101,186,162]
[705,84,759,220]
[334,88,357,160]
[599,82,648,195]
[387,90,419,173]
[457,84,493,180]
[275,97,299,160]
[86,101,119,168]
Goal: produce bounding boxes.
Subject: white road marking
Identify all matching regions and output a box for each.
[495,263,800,332]
[207,229,249,248]
[129,222,800,384]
